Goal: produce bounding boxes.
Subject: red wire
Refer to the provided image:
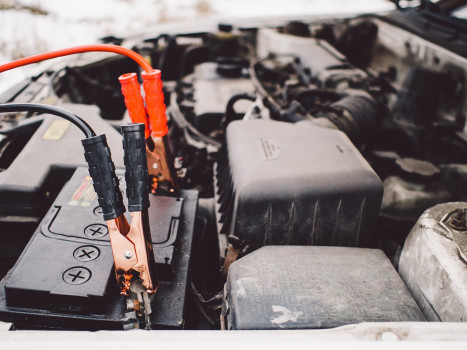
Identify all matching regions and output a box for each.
[0,44,153,73]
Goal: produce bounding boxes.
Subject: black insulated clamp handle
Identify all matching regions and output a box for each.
[81,134,125,220]
[122,123,150,212]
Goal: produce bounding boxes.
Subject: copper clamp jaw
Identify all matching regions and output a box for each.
[107,211,158,296]
[146,135,179,192]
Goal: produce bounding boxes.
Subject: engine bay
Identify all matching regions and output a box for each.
[0,8,466,333]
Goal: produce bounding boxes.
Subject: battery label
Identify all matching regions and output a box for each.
[42,119,70,141]
[68,175,96,207]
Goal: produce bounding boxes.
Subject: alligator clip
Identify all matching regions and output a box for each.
[119,72,178,192]
[81,124,159,297]
[109,123,159,295]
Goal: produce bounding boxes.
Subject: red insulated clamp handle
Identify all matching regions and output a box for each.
[119,73,150,138]
[142,70,168,138]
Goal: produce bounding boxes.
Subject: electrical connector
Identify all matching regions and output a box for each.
[142,70,168,138]
[119,73,150,138]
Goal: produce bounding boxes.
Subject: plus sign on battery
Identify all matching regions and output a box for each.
[73,245,100,262]
[63,267,92,285]
[84,224,108,238]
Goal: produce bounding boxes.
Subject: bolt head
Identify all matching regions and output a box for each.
[124,250,133,259]
[152,163,158,169]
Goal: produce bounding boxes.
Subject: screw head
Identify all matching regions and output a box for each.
[124,250,133,259]
[152,163,158,169]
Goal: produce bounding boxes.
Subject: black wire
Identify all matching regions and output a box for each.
[250,60,283,118]
[223,93,256,128]
[0,103,95,138]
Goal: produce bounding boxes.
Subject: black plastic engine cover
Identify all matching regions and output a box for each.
[223,246,425,330]
[216,120,383,251]
[0,167,198,330]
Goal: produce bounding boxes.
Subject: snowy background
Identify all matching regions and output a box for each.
[0,0,394,93]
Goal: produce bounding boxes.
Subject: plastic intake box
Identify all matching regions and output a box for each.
[222,246,425,330]
[215,120,383,251]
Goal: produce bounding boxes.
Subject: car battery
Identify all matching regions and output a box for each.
[0,103,127,279]
[0,167,198,330]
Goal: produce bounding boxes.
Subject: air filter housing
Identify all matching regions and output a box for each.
[215,120,383,250]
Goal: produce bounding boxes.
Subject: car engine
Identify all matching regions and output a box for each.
[0,4,466,334]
